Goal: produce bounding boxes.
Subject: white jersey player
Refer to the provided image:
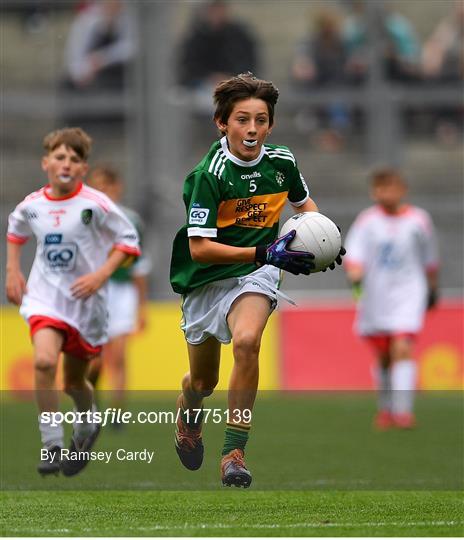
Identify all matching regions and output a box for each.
[5,128,141,477]
[85,165,151,417]
[8,183,140,347]
[345,168,439,430]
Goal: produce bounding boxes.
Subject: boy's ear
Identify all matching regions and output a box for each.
[369,186,377,202]
[41,156,49,172]
[267,120,274,136]
[215,117,227,132]
[81,162,89,177]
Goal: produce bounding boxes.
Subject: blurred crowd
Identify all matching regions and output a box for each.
[61,0,135,93]
[288,1,463,149]
[173,0,462,149]
[291,2,463,87]
[8,0,463,148]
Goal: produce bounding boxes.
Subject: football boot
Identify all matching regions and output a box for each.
[37,445,61,476]
[174,394,204,471]
[221,448,252,488]
[60,424,101,477]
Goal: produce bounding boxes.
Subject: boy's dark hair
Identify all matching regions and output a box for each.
[43,127,92,161]
[88,165,121,186]
[213,72,279,127]
[370,166,406,186]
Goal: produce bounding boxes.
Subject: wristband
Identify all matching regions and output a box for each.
[255,245,267,266]
[427,288,438,309]
[352,281,362,301]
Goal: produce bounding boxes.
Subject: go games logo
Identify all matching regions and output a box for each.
[44,242,78,272]
[189,207,210,225]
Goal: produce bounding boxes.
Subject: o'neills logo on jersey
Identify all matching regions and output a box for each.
[240,171,262,180]
[217,192,288,229]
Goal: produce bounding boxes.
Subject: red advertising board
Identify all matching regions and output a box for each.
[279,299,463,391]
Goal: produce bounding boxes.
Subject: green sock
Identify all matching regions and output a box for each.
[222,424,250,456]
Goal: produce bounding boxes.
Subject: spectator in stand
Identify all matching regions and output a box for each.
[291,8,355,151]
[422,1,464,143]
[422,1,464,82]
[62,0,135,92]
[343,2,421,82]
[292,7,368,88]
[292,8,348,87]
[383,7,421,81]
[176,0,259,112]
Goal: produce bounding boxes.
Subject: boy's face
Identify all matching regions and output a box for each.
[371,177,407,212]
[42,144,88,192]
[216,98,272,161]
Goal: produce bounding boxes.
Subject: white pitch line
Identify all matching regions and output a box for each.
[8,520,463,534]
[117,521,463,531]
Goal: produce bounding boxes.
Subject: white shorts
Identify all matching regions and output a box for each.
[107,280,138,339]
[181,265,280,345]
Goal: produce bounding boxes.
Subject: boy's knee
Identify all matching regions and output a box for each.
[391,338,413,361]
[35,353,58,374]
[190,377,218,398]
[233,330,261,358]
[378,354,391,368]
[63,377,87,395]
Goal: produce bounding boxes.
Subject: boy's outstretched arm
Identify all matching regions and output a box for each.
[189,197,320,265]
[345,263,364,301]
[133,274,149,332]
[5,242,27,305]
[292,197,318,213]
[71,249,130,299]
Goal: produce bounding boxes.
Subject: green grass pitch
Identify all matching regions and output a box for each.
[2,490,463,536]
[1,392,463,536]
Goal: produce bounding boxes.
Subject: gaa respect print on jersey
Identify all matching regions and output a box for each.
[189,208,210,225]
[217,192,287,229]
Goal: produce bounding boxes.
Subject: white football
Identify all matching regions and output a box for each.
[280,212,342,272]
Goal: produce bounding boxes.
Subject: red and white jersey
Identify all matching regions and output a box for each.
[344,204,439,336]
[7,182,141,346]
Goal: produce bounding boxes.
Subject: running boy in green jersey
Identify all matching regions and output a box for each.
[170,73,344,487]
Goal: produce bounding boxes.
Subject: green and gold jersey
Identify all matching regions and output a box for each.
[170,136,311,294]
